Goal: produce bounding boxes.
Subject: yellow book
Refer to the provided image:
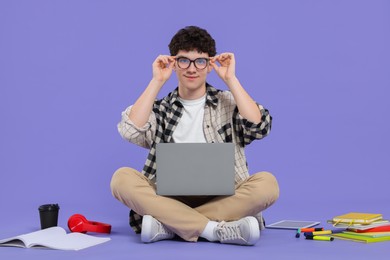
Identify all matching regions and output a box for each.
[332,212,383,225]
[331,232,390,243]
[342,231,390,238]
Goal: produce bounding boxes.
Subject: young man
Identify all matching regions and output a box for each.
[111,26,279,246]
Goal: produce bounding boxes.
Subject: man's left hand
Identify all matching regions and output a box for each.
[210,52,237,84]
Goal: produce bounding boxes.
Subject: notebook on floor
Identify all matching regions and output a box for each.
[156,143,235,196]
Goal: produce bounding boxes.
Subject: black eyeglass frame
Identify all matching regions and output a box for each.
[175,56,210,70]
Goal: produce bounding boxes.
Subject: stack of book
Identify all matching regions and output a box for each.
[329,212,390,243]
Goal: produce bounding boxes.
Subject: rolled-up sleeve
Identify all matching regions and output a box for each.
[117,106,156,149]
[234,104,272,146]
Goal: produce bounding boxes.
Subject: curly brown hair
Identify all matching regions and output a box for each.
[168,26,216,57]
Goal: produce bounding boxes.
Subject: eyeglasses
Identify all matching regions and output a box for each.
[175,57,210,70]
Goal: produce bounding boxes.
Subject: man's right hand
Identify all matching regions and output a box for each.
[128,55,175,128]
[152,55,176,84]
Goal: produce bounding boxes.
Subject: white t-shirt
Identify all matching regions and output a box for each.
[173,95,207,143]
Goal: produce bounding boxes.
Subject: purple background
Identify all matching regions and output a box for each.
[1,0,389,259]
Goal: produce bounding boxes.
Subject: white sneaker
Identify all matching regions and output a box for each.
[214,216,260,245]
[141,215,175,243]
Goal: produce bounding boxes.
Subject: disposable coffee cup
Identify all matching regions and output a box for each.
[38,204,60,229]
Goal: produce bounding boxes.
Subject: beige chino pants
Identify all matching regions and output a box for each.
[110,167,279,242]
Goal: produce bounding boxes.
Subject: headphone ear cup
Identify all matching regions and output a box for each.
[68,214,88,233]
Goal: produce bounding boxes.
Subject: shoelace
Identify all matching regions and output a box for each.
[215,221,243,242]
[153,221,174,240]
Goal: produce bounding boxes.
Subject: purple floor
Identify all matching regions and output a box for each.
[1,199,389,260]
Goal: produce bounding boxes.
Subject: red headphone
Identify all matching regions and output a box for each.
[68,214,111,234]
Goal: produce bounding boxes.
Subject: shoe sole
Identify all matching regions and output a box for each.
[141,215,153,243]
[244,216,260,245]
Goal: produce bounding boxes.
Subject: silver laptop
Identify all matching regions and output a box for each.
[156,143,235,196]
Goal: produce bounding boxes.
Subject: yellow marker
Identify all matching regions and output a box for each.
[304,229,344,236]
[305,235,334,241]
[306,230,332,236]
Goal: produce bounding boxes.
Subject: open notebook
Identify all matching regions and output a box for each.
[0,226,110,250]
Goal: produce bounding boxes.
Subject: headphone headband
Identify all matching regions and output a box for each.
[68,214,111,234]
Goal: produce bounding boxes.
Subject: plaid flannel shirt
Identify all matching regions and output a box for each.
[117,83,272,233]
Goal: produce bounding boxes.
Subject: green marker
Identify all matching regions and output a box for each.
[295,228,301,238]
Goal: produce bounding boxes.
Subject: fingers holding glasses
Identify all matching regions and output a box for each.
[210,53,236,82]
[211,53,235,67]
[154,55,176,69]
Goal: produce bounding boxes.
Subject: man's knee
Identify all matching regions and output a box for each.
[251,171,280,204]
[110,167,134,195]
[262,171,279,202]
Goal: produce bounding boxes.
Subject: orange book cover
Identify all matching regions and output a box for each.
[354,225,390,233]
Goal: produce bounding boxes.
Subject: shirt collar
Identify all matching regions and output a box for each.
[168,82,219,107]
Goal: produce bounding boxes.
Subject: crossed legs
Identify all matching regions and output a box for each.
[110,167,279,242]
